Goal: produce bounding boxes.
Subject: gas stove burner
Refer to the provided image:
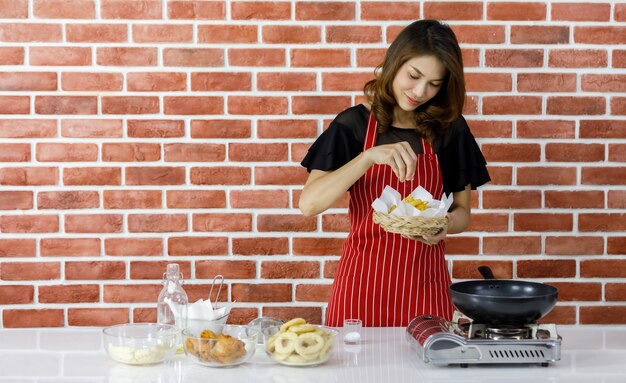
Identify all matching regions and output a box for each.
[484,325,532,340]
[406,315,561,367]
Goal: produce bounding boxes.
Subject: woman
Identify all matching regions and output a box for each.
[299,20,490,327]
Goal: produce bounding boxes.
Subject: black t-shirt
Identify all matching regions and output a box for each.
[300,104,491,196]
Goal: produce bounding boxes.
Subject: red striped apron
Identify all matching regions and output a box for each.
[325,113,455,327]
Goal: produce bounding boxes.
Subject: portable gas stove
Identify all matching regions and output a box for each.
[406,314,561,367]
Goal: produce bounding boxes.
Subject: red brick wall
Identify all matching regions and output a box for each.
[1,0,625,327]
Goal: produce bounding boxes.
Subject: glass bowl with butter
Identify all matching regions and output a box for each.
[103,323,180,365]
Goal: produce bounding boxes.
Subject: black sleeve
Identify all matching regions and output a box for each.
[437,116,491,195]
[300,107,366,172]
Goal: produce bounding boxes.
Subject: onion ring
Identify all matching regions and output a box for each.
[294,332,324,356]
[274,331,298,354]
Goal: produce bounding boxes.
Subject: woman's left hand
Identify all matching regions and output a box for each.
[402,226,448,245]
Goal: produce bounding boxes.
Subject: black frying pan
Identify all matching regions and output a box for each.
[449,266,558,325]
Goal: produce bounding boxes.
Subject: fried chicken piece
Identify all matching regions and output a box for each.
[211,336,246,364]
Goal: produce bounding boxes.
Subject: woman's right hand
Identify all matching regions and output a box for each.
[363,141,417,182]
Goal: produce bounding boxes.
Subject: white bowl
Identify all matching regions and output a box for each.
[103,323,179,365]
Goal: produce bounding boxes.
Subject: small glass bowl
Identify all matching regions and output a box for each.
[182,324,258,367]
[262,325,338,367]
[103,323,179,365]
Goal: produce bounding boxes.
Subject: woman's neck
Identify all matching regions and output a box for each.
[392,108,416,129]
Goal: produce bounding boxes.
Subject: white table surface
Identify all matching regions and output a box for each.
[0,326,625,383]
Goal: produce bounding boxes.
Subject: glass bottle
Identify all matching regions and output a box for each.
[157,263,188,329]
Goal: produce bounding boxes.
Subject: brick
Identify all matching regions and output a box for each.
[326,25,381,43]
[228,143,287,162]
[0,261,60,280]
[482,190,541,209]
[128,119,184,138]
[0,72,57,91]
[295,284,333,302]
[163,48,223,67]
[36,143,98,162]
[190,119,251,138]
[66,24,127,42]
[582,167,626,185]
[483,236,541,255]
[545,143,604,162]
[196,260,256,279]
[606,283,626,301]
[0,215,58,233]
[102,143,160,162]
[3,309,64,328]
[257,72,316,91]
[510,26,569,44]
[0,285,33,304]
[582,260,626,277]
[481,143,540,162]
[37,191,99,209]
[612,97,626,115]
[465,73,512,92]
[579,213,626,231]
[0,143,29,162]
[545,236,604,255]
[65,214,123,233]
[552,2,610,21]
[226,308,259,325]
[356,48,385,67]
[35,96,97,115]
[127,72,186,92]
[580,306,626,324]
[323,260,339,278]
[466,120,512,139]
[0,47,24,64]
[545,190,604,209]
[261,261,319,279]
[104,284,161,303]
[132,24,192,43]
[465,213,509,232]
[262,306,322,324]
[618,3,626,21]
[164,96,223,115]
[610,144,626,162]
[483,96,542,115]
[193,213,251,232]
[97,47,157,66]
[102,96,159,114]
[168,236,228,256]
[574,27,626,44]
[0,0,28,18]
[517,259,576,278]
[360,2,420,20]
[444,237,479,255]
[231,1,290,20]
[164,143,225,162]
[423,1,482,20]
[68,308,128,326]
[0,167,58,186]
[549,49,607,68]
[262,25,321,44]
[34,0,95,18]
[487,2,546,20]
[62,72,122,91]
[514,213,573,232]
[40,238,100,257]
[232,283,291,302]
[0,23,61,42]
[167,0,225,19]
[292,96,351,115]
[322,72,374,92]
[485,166,512,185]
[228,96,287,115]
[39,284,99,303]
[105,238,163,256]
[549,282,601,302]
[231,237,287,256]
[485,49,543,67]
[190,167,250,185]
[322,214,349,232]
[0,96,29,114]
[166,190,225,209]
[449,25,505,44]
[291,48,351,67]
[295,1,354,20]
[451,260,513,279]
[517,120,575,139]
[126,167,186,185]
[129,261,191,279]
[608,191,626,209]
[547,96,605,115]
[255,166,308,185]
[198,25,256,43]
[517,73,576,93]
[582,74,626,92]
[540,306,576,325]
[63,167,121,186]
[614,50,626,68]
[257,214,316,232]
[0,239,36,257]
[228,48,285,66]
[191,72,251,91]
[580,120,626,138]
[128,214,187,232]
[293,237,343,256]
[101,0,161,19]
[66,261,125,280]
[258,119,316,139]
[230,190,288,209]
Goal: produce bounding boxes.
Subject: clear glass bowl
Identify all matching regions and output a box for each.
[182,324,258,367]
[262,325,338,367]
[102,323,179,365]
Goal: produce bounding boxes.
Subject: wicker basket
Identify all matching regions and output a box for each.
[372,211,448,237]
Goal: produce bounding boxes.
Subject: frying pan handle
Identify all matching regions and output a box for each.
[478,266,496,280]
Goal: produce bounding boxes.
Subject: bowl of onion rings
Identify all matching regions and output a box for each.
[262,318,338,367]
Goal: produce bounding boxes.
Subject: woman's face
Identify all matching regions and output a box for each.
[392,55,447,111]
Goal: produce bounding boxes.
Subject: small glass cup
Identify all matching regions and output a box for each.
[343,318,362,345]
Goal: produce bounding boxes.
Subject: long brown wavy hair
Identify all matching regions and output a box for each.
[364,20,465,143]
